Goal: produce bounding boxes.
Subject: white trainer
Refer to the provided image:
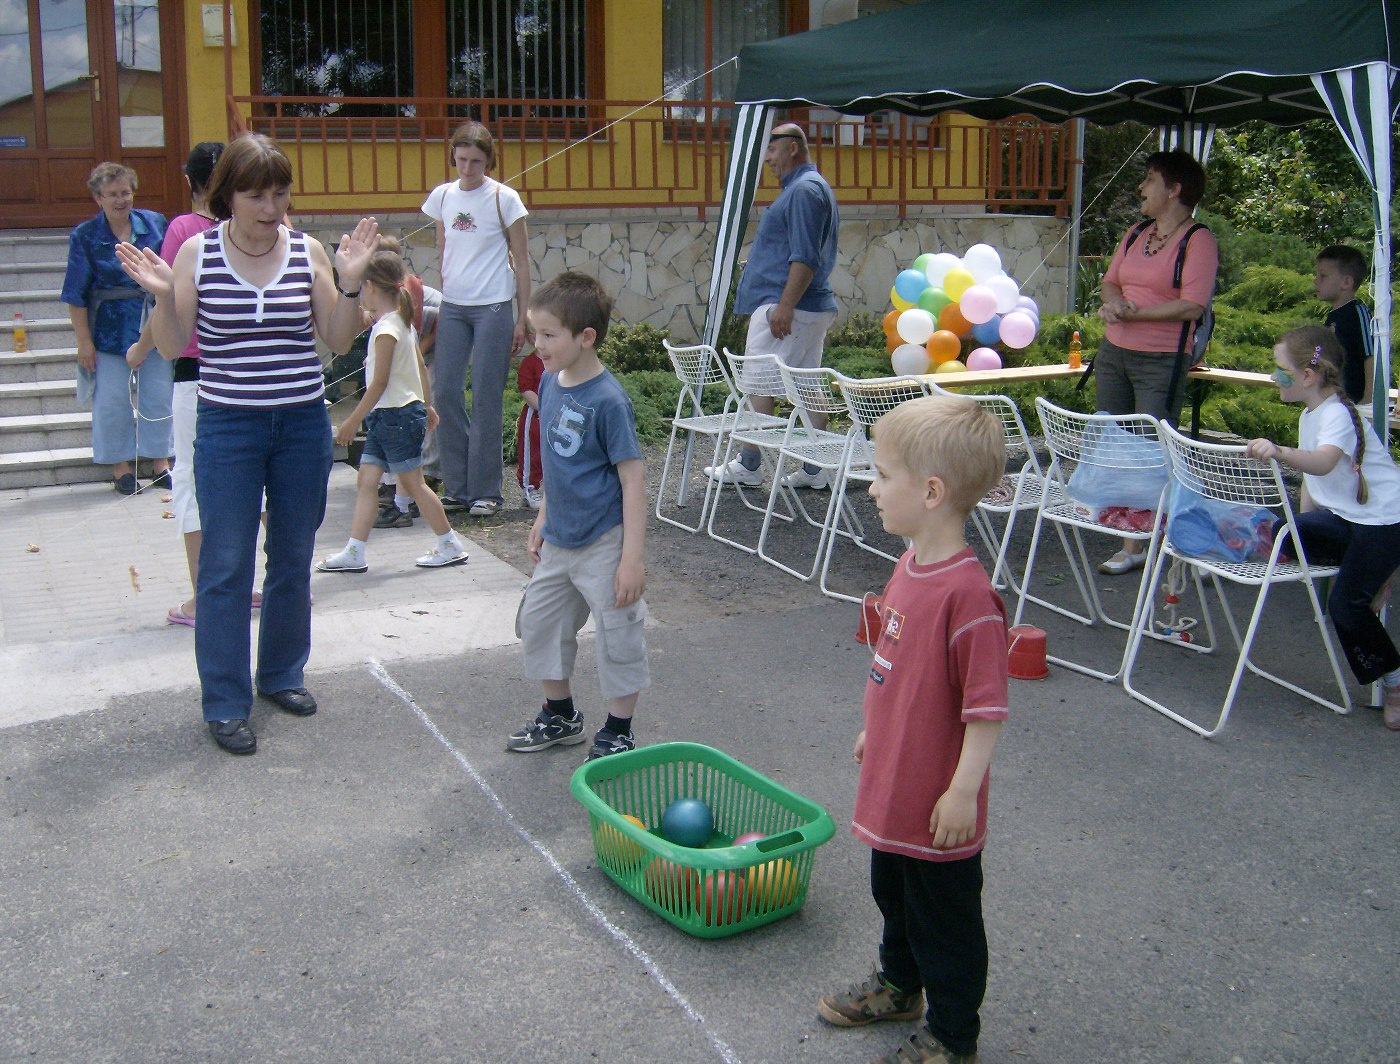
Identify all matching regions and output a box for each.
[780,465,830,490]
[524,484,543,511]
[705,457,764,486]
[416,539,470,568]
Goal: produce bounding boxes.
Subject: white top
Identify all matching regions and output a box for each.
[367,313,423,412]
[1300,393,1400,525]
[420,177,527,306]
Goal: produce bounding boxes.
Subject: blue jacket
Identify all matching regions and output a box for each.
[735,163,839,316]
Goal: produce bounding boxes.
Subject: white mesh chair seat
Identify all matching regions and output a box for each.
[817,373,930,601]
[1012,398,1171,682]
[755,364,861,581]
[1122,421,1352,737]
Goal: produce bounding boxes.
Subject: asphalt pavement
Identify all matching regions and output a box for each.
[2,464,1398,1064]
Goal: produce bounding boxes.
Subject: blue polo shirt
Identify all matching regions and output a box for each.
[61,207,166,354]
[734,162,839,316]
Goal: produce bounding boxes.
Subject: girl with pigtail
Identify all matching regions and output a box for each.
[320,250,469,573]
[1246,325,1400,730]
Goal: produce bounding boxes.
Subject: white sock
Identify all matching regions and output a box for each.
[394,493,412,513]
[1383,668,1400,688]
[346,538,366,557]
[438,530,461,550]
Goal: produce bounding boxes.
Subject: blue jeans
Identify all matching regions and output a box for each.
[194,400,332,722]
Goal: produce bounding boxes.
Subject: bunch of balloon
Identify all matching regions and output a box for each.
[885,243,1042,377]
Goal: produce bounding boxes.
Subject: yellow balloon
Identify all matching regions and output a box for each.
[942,267,975,301]
[934,360,968,374]
[890,286,914,312]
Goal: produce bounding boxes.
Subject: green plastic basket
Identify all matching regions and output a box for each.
[570,742,836,939]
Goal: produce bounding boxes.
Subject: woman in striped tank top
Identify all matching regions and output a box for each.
[116,134,380,756]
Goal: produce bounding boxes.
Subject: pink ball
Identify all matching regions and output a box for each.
[958,284,998,325]
[998,311,1037,349]
[966,347,1003,371]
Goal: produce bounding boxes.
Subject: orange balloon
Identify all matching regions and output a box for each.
[886,333,902,355]
[926,330,961,365]
[882,309,901,338]
[939,303,973,337]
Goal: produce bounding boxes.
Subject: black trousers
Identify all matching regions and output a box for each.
[1277,510,1400,685]
[871,848,986,1057]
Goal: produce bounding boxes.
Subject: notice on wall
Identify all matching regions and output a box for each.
[120,117,165,148]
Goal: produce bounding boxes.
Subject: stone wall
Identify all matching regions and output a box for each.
[297,209,1071,340]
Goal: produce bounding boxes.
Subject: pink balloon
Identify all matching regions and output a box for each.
[966,347,1003,371]
[998,311,1037,349]
[958,284,998,325]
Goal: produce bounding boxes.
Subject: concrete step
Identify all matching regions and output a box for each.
[0,379,85,417]
[1,290,68,320]
[0,232,70,267]
[0,263,67,289]
[0,410,91,452]
[0,446,110,489]
[0,348,79,384]
[2,317,76,351]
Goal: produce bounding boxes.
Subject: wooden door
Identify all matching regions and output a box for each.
[0,0,187,230]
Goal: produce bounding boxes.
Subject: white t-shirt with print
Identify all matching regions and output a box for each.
[420,177,527,306]
[366,313,423,412]
[1300,393,1400,525]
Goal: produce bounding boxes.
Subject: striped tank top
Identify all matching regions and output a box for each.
[194,223,325,408]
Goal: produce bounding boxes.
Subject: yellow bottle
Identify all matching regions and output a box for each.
[12,312,26,354]
[1068,329,1082,370]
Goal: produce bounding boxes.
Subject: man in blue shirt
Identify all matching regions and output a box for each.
[707,123,840,490]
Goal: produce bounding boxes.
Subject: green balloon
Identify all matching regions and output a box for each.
[917,287,953,315]
[912,253,936,274]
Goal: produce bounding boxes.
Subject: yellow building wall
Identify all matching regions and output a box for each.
[184,1,253,146]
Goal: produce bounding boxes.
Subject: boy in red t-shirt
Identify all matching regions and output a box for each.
[515,350,544,509]
[818,394,1009,1064]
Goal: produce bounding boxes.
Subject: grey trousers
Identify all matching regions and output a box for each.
[435,300,515,503]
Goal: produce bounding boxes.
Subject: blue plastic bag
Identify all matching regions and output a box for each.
[1166,481,1274,563]
[1066,419,1169,512]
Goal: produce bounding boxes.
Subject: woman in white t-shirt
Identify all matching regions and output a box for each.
[1246,325,1400,730]
[421,121,530,516]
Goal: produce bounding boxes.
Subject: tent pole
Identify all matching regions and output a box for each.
[1067,119,1086,315]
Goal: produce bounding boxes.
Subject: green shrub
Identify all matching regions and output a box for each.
[1217,264,1319,315]
[599,322,671,373]
[826,312,885,350]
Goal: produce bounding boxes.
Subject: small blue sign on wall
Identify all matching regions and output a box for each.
[0,136,29,148]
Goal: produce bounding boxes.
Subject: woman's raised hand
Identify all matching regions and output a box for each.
[334,217,380,290]
[115,242,174,299]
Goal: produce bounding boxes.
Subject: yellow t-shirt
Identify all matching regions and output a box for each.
[366,313,423,411]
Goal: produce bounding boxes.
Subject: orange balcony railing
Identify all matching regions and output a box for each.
[231,96,1074,218]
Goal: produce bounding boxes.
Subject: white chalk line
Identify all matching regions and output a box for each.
[366,659,743,1064]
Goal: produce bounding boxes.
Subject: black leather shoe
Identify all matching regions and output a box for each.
[258,687,317,716]
[208,719,257,755]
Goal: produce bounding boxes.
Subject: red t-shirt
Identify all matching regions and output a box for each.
[517,351,543,394]
[852,547,1009,862]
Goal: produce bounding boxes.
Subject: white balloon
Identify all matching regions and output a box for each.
[986,274,1021,314]
[896,308,936,346]
[922,252,962,287]
[891,343,931,376]
[962,243,1003,283]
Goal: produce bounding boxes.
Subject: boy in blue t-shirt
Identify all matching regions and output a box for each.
[506,272,649,760]
[1314,244,1374,404]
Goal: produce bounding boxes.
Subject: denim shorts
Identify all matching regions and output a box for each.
[361,401,427,473]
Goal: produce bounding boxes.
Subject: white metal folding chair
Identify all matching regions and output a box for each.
[705,351,798,554]
[817,373,929,602]
[928,382,1048,595]
[655,340,783,534]
[755,364,862,581]
[1122,421,1352,737]
[1012,398,1170,682]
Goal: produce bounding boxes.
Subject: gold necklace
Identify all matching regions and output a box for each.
[226,225,278,258]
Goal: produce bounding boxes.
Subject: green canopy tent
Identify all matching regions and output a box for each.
[706,0,1399,426]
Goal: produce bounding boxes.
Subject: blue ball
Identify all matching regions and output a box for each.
[661,798,714,848]
[894,268,931,302]
[972,314,1003,345]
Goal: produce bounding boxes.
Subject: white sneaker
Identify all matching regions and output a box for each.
[705,457,764,486]
[416,539,470,568]
[780,466,830,491]
[524,485,543,511]
[316,549,367,573]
